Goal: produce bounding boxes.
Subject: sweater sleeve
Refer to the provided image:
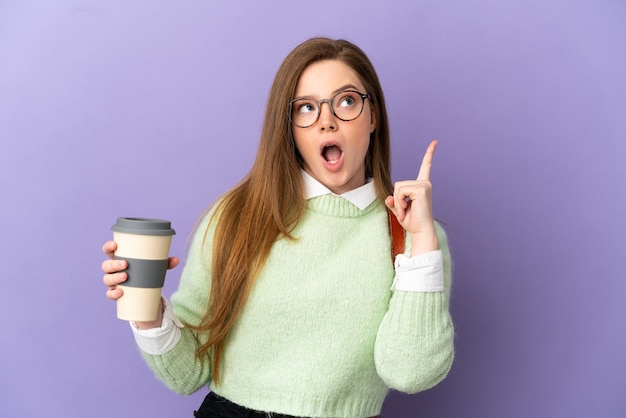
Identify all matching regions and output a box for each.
[137,213,215,395]
[373,221,454,393]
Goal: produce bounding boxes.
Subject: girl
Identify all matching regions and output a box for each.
[102,37,454,418]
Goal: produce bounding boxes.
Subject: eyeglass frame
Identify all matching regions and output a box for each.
[288,90,371,128]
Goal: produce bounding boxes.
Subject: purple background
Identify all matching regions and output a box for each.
[1,0,625,417]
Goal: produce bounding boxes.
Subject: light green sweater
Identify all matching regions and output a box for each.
[141,195,454,418]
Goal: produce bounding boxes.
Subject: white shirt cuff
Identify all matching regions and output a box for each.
[129,297,184,355]
[391,250,444,292]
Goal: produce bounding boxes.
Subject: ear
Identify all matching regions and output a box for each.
[369,107,376,133]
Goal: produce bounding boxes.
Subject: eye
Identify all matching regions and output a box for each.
[335,92,358,108]
[294,100,317,114]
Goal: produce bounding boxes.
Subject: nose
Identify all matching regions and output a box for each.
[318,100,337,131]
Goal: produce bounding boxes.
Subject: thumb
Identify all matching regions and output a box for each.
[385,195,407,222]
[385,196,395,211]
[167,256,180,270]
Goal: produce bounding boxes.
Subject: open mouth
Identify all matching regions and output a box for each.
[322,144,342,164]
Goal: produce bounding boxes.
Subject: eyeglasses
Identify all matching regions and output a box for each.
[289,90,371,128]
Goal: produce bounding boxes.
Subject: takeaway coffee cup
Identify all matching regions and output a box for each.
[111,217,176,321]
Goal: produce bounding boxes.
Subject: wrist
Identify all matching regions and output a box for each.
[409,230,439,256]
[133,300,164,330]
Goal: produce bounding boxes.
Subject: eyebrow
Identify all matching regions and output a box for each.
[293,84,362,100]
[333,84,360,95]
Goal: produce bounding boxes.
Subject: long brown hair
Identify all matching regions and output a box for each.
[189,37,393,384]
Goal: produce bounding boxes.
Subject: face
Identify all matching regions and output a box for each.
[291,60,376,195]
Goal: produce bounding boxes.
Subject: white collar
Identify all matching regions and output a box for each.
[301,170,377,210]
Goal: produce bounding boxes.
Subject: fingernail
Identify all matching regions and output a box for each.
[118,260,126,269]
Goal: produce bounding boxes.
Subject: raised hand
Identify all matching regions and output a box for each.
[385,140,439,255]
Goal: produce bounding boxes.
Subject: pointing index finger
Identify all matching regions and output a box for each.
[416,139,438,181]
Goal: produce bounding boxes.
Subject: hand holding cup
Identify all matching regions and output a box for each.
[102,241,179,300]
[101,218,178,323]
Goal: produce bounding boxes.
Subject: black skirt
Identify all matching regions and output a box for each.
[193,391,381,418]
[193,391,302,418]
